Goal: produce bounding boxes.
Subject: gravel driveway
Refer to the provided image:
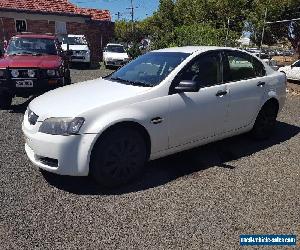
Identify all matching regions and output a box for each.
[0,67,299,249]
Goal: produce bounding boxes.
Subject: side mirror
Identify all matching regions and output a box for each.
[174,80,199,93]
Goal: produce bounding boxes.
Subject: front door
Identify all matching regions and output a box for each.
[168,51,230,148]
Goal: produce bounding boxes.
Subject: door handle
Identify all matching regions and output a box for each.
[216,90,228,97]
[257,81,266,87]
[151,117,163,124]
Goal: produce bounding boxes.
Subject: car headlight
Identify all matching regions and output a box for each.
[39,117,85,136]
[47,69,57,77]
[11,69,19,78]
[28,69,35,78]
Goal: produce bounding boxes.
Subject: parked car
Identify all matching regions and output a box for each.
[245,51,278,70]
[278,60,300,81]
[262,58,279,71]
[60,34,91,67]
[103,43,130,68]
[22,46,286,187]
[0,34,71,109]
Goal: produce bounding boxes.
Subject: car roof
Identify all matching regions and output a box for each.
[152,46,243,54]
[13,34,56,40]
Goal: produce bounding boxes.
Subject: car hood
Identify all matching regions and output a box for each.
[0,55,62,69]
[278,65,291,71]
[29,78,151,120]
[104,52,129,60]
[61,44,89,51]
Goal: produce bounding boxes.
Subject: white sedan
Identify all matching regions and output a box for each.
[22,46,286,187]
[279,60,300,81]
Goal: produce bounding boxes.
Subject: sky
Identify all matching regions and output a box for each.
[71,0,160,21]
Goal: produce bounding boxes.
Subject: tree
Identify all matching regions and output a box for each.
[114,0,300,55]
[247,0,300,53]
[172,24,239,47]
[148,0,241,49]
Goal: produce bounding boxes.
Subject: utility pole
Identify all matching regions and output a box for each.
[126,0,135,32]
[259,8,268,58]
[115,12,121,21]
[225,18,230,47]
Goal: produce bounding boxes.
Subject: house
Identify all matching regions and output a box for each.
[0,0,114,65]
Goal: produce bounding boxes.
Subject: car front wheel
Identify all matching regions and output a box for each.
[251,101,278,139]
[90,127,148,187]
[64,69,71,85]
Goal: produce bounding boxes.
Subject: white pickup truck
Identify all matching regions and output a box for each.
[61,34,91,67]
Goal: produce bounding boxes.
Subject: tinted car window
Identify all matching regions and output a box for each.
[67,36,87,45]
[292,60,300,67]
[178,52,221,87]
[106,45,126,53]
[224,51,265,82]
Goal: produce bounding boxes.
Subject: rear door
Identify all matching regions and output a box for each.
[222,50,267,131]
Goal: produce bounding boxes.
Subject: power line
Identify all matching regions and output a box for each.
[266,17,300,24]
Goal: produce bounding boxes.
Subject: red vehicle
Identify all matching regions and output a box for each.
[0,34,71,109]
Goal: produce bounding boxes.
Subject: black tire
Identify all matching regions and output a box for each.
[64,69,71,85]
[90,127,148,187]
[0,91,12,110]
[86,62,92,69]
[251,102,278,140]
[64,77,72,85]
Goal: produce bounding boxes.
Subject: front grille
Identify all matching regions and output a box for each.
[71,56,85,60]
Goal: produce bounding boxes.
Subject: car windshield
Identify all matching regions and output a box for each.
[7,37,57,55]
[106,45,126,53]
[292,60,300,67]
[66,36,87,45]
[107,52,190,87]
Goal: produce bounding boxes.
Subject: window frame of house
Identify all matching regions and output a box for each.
[55,21,67,35]
[15,19,27,33]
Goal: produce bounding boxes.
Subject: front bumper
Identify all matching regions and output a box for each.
[0,77,64,97]
[105,59,129,67]
[70,55,91,63]
[23,121,97,176]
